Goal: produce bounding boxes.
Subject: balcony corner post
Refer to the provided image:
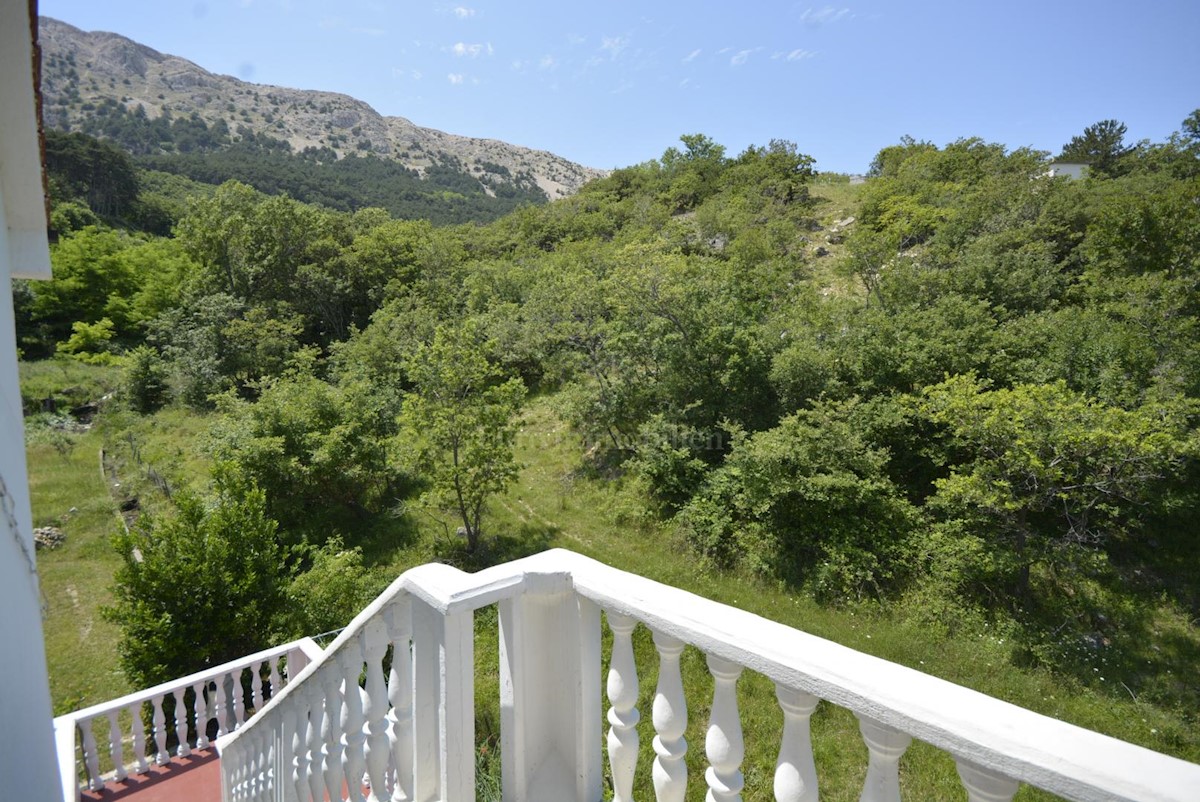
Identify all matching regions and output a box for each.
[499,572,602,802]
[412,596,474,802]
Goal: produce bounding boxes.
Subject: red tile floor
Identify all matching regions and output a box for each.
[81,748,220,802]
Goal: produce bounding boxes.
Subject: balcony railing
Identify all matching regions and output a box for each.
[217,549,1200,802]
[53,637,323,801]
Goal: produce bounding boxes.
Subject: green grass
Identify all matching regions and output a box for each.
[28,366,218,715]
[18,357,122,414]
[29,420,130,714]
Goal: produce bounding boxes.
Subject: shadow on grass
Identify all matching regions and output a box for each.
[431,521,557,573]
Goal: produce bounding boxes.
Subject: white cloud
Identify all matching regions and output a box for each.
[452,41,489,57]
[801,6,850,26]
[539,54,557,70]
[447,73,464,85]
[730,49,754,66]
[787,48,815,61]
[453,6,475,19]
[682,48,701,63]
[600,35,629,59]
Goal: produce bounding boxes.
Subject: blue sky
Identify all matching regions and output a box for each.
[38,0,1200,174]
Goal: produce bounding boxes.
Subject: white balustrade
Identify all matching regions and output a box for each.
[52,639,317,799]
[651,630,688,802]
[210,550,1200,802]
[606,611,640,802]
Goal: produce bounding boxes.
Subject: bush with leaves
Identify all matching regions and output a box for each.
[123,345,170,413]
[274,538,388,640]
[679,401,919,602]
[210,370,405,546]
[104,464,287,686]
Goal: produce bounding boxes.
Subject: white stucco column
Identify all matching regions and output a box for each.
[1,0,63,797]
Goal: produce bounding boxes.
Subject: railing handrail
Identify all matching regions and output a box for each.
[554,550,1200,802]
[218,549,1200,802]
[214,557,536,754]
[52,637,321,728]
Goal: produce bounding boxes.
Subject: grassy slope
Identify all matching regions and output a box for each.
[24,360,216,714]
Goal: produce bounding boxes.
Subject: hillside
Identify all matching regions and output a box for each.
[37,16,605,201]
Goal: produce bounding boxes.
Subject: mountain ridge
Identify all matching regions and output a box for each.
[37,16,605,201]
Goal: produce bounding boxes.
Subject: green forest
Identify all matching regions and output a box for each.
[22,113,1200,798]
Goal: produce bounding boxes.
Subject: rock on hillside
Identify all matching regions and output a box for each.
[38,16,605,199]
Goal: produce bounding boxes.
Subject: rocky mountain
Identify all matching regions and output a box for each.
[37,16,604,201]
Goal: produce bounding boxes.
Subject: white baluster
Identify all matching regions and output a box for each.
[174,687,191,756]
[321,665,346,802]
[249,730,265,801]
[269,656,283,699]
[386,600,413,802]
[262,728,276,801]
[307,694,327,802]
[606,611,640,802]
[215,676,230,738]
[956,759,1019,802]
[857,716,911,802]
[233,668,247,727]
[225,743,241,801]
[241,733,255,802]
[292,702,311,802]
[774,686,819,802]
[362,619,391,801]
[129,702,149,772]
[342,641,369,802]
[705,654,745,802]
[193,681,210,750]
[105,709,127,781]
[252,660,265,711]
[651,630,687,802]
[151,694,169,765]
[80,719,103,790]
